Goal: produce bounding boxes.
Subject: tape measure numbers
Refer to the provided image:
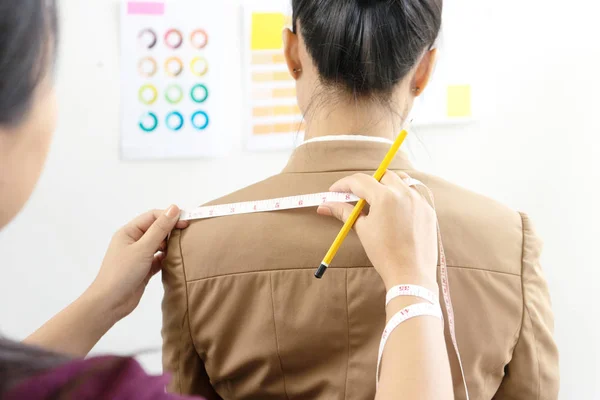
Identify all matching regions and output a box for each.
[180,192,360,221]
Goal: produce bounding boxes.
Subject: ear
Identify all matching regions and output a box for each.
[283,28,302,79]
[412,49,437,96]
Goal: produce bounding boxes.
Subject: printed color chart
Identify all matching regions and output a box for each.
[243,2,304,151]
[120,0,234,159]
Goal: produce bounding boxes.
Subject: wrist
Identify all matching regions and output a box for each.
[80,286,123,328]
[385,295,431,322]
[382,272,438,294]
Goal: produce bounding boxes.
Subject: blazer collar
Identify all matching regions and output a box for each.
[282,135,413,174]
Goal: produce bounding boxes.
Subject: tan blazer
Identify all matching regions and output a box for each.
[162,138,559,400]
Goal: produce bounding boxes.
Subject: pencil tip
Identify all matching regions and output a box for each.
[314,264,328,279]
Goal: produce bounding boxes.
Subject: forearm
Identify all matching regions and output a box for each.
[24,289,118,357]
[376,282,454,400]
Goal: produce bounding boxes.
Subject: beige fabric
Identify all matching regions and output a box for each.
[162,140,559,400]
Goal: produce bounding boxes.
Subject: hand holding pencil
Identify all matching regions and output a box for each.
[316,169,439,291]
[314,130,409,279]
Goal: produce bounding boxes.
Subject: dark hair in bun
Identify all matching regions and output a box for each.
[292,0,442,98]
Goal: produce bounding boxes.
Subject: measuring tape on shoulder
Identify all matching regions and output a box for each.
[180,192,360,221]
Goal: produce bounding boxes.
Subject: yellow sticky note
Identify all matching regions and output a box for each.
[447,85,472,117]
[251,13,286,51]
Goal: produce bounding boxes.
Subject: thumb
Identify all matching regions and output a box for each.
[317,203,366,231]
[138,205,181,251]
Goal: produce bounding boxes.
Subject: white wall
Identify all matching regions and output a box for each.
[0,0,598,398]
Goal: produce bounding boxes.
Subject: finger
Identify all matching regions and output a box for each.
[396,172,423,191]
[122,209,163,242]
[144,253,165,286]
[380,171,413,196]
[138,205,181,251]
[317,203,367,233]
[329,174,385,204]
[176,220,190,229]
[151,252,165,276]
[123,207,189,242]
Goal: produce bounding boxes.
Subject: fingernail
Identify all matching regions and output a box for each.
[317,205,332,217]
[165,205,179,218]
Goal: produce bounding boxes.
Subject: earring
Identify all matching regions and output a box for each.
[293,68,302,73]
[412,87,420,94]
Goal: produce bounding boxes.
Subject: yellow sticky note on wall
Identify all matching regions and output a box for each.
[447,85,472,117]
[251,13,286,51]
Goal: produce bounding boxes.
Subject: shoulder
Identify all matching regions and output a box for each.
[410,171,527,276]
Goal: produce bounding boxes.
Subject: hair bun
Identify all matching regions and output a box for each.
[293,0,442,96]
[356,0,386,5]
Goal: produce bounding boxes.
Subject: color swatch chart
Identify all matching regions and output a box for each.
[120,1,233,159]
[243,3,304,151]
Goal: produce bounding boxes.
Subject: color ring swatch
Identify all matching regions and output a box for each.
[191,111,210,130]
[138,57,157,77]
[165,57,184,77]
[138,84,158,105]
[165,84,184,104]
[138,28,157,49]
[166,111,185,131]
[190,57,209,77]
[139,112,158,132]
[164,29,183,49]
[190,29,209,49]
[191,84,209,103]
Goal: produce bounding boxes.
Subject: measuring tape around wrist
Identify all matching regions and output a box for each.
[385,284,439,306]
[377,285,441,387]
[179,179,469,399]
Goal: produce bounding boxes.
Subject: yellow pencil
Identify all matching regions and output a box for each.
[315,130,409,279]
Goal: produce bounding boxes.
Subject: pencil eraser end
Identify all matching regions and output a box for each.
[314,264,328,279]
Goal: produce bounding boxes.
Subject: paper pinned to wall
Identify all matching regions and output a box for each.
[251,13,286,51]
[409,41,475,126]
[243,1,304,151]
[447,85,472,118]
[120,0,236,160]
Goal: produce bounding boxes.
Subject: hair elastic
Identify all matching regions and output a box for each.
[139,112,158,133]
[137,57,157,78]
[190,57,209,77]
[138,84,158,105]
[191,111,209,130]
[165,84,184,104]
[190,84,209,104]
[166,111,184,131]
[138,28,157,49]
[190,29,209,49]
[164,29,183,49]
[165,57,184,77]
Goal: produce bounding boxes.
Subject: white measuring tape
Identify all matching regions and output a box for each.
[179,180,469,399]
[180,192,360,221]
[411,179,470,400]
[385,284,439,307]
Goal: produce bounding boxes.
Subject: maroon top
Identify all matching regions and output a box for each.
[5,355,203,399]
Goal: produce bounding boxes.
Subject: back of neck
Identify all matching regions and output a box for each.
[303,100,404,142]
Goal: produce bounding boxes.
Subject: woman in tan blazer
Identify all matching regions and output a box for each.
[162,0,559,399]
[0,1,453,398]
